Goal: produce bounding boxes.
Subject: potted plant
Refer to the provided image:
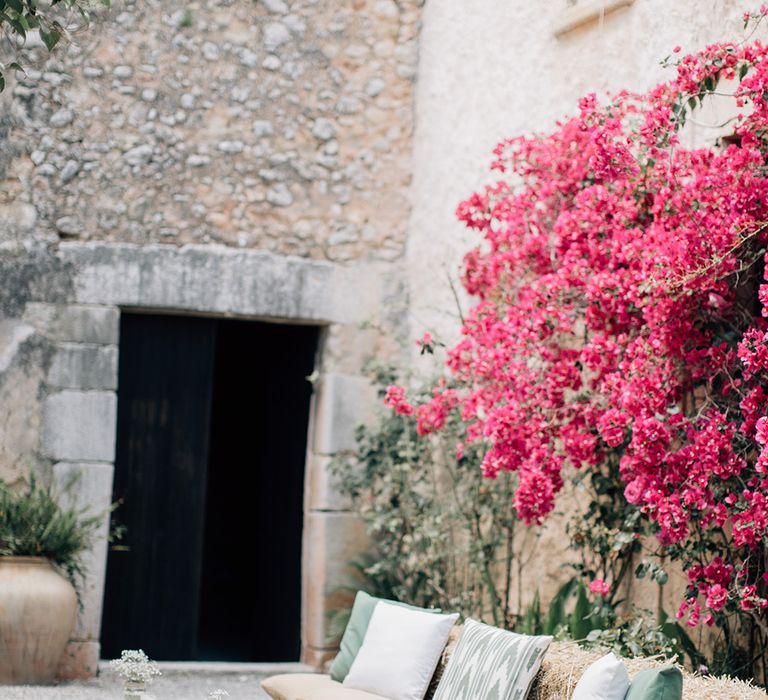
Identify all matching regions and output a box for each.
[0,476,101,684]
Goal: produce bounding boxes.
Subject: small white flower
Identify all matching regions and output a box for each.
[208,691,229,699]
[110,649,161,683]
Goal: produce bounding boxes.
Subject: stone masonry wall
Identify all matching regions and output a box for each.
[0,240,405,675]
[0,0,422,675]
[1,0,421,262]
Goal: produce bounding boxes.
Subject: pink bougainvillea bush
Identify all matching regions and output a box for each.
[389,12,768,672]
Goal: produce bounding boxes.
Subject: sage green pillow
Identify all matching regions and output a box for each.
[625,666,683,700]
[329,591,442,682]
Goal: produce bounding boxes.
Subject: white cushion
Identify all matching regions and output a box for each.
[343,602,459,700]
[571,652,630,700]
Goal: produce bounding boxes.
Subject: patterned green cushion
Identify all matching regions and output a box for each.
[625,667,683,700]
[432,619,552,700]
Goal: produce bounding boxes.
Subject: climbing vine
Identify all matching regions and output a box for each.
[389,11,768,680]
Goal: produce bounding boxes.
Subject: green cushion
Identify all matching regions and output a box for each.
[328,591,442,682]
[625,666,683,700]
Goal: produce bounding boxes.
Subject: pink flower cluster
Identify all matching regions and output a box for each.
[589,579,611,597]
[384,385,414,416]
[393,37,768,625]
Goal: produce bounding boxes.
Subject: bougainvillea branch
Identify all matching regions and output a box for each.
[388,15,768,651]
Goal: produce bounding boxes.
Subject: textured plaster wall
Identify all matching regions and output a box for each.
[406,0,750,631]
[408,0,749,344]
[1,0,421,262]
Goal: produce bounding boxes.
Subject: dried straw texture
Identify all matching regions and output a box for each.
[425,625,463,700]
[528,641,767,700]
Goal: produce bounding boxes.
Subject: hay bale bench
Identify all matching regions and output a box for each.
[264,638,767,700]
[264,623,768,700]
[531,641,767,700]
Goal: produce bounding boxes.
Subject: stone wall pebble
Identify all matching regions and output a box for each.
[0,0,423,263]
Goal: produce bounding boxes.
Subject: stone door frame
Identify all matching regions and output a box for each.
[35,242,380,676]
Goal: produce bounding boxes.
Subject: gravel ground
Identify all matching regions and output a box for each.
[0,663,311,699]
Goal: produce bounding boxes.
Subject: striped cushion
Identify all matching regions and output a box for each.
[432,620,552,700]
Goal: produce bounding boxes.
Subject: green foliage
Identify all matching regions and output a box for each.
[333,366,703,667]
[569,582,594,641]
[658,609,705,670]
[634,559,670,586]
[517,590,541,636]
[0,0,110,90]
[518,576,700,665]
[544,577,577,636]
[568,455,644,606]
[0,475,102,592]
[585,612,681,661]
[330,366,530,629]
[518,578,603,640]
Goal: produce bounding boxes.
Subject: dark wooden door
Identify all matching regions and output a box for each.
[101,313,216,660]
[197,320,318,661]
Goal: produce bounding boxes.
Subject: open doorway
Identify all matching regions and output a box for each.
[101,313,318,662]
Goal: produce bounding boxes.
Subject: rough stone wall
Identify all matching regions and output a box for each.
[0,0,421,675]
[1,0,421,262]
[0,0,421,484]
[0,249,76,486]
[0,239,404,675]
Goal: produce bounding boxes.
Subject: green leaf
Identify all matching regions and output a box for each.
[660,609,704,667]
[9,17,25,38]
[6,0,22,12]
[0,74,5,93]
[612,531,635,550]
[569,583,594,641]
[521,590,542,636]
[39,26,60,51]
[739,63,749,80]
[544,576,577,635]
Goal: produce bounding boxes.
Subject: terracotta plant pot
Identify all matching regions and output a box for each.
[0,556,77,684]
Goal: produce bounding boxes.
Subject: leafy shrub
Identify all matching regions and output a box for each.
[519,576,700,664]
[335,367,703,667]
[0,475,102,591]
[0,0,111,91]
[387,17,768,684]
[331,366,533,629]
